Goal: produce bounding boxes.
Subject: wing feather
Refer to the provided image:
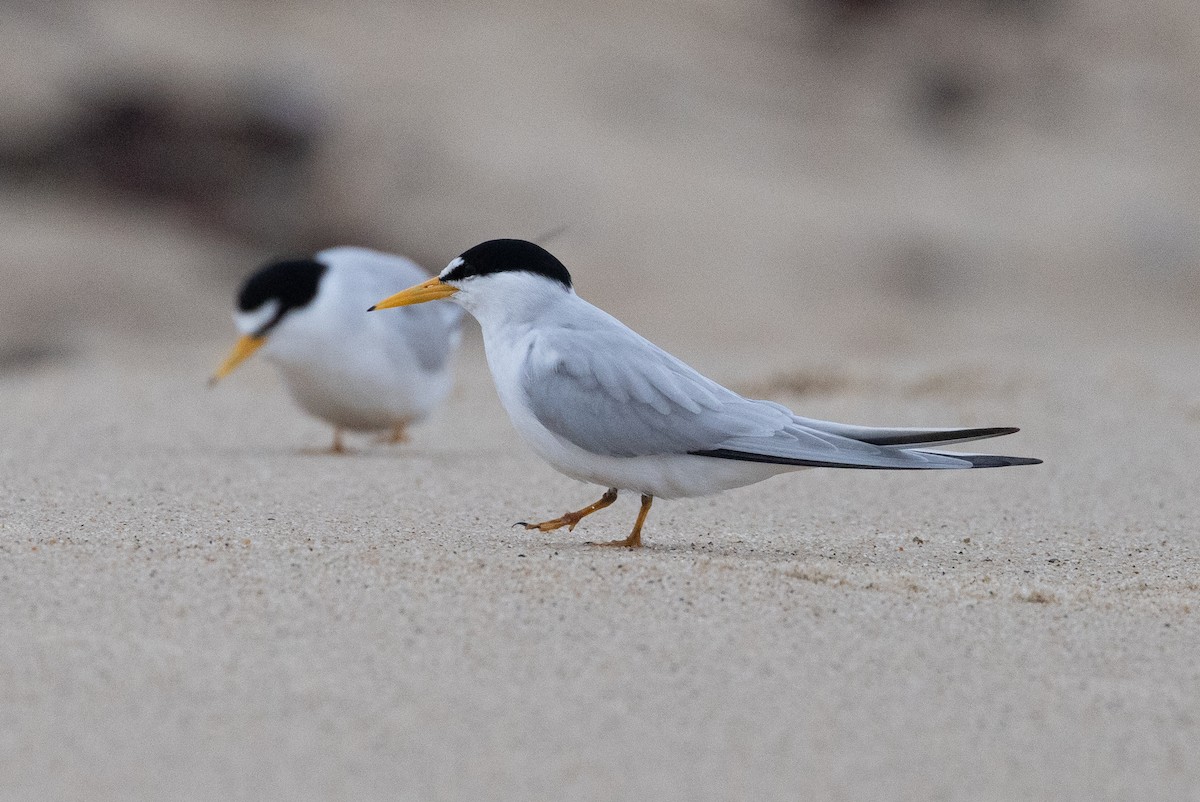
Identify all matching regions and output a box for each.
[520,311,1036,470]
[523,326,915,465]
[524,327,771,457]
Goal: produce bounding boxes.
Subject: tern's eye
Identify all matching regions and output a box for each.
[439,256,467,282]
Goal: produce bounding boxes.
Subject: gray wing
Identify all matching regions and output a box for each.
[523,326,771,456]
[321,247,463,372]
[523,324,1038,470]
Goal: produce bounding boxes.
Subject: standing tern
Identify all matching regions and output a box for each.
[371,239,1040,547]
[212,246,462,452]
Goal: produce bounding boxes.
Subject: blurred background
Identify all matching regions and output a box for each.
[1,0,1197,378]
[3,8,1198,794]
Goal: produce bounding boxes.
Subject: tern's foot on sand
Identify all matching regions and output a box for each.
[378,423,409,445]
[516,488,619,533]
[585,493,652,549]
[589,532,643,548]
[519,514,580,533]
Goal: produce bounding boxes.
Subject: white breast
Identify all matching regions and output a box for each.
[263,265,458,431]
[480,323,790,499]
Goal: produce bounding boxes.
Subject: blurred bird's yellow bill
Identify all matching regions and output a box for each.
[210,334,265,385]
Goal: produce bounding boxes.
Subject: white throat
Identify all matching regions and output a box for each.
[451,272,574,332]
[233,300,281,336]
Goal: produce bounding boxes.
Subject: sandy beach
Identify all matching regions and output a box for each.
[3,246,1199,798]
[3,1,1200,798]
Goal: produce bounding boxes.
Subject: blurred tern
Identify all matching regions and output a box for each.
[371,239,1039,547]
[212,246,462,452]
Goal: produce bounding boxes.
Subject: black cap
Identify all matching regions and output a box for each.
[442,239,572,289]
[237,258,327,334]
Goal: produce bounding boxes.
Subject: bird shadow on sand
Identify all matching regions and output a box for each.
[526,534,810,562]
[204,442,512,462]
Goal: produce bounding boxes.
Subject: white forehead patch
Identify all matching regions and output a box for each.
[439,256,464,279]
[233,299,281,335]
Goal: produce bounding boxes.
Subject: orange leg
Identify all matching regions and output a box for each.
[593,494,652,548]
[379,422,409,444]
[519,488,619,533]
[302,427,350,455]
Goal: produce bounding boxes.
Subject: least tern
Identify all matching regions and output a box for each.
[371,239,1040,547]
[213,246,462,452]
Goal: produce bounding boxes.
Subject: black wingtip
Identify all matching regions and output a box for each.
[860,426,1020,447]
[692,447,1043,470]
[956,454,1043,468]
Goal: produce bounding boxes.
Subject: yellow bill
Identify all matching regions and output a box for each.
[209,334,266,385]
[369,277,458,310]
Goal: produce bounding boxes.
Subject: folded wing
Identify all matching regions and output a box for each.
[523,323,1039,470]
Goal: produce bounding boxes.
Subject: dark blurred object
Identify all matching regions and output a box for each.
[801,0,1058,22]
[912,66,983,142]
[795,0,1060,144]
[0,75,328,259]
[0,341,68,375]
[808,0,899,19]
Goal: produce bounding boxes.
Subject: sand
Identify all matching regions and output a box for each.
[3,1,1200,798]
[2,265,1199,800]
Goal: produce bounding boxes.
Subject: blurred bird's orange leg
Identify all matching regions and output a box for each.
[380,422,409,444]
[302,427,350,455]
[518,488,618,533]
[594,494,652,548]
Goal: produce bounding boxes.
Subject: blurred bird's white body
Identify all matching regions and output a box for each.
[250,249,458,430]
[226,247,462,440]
